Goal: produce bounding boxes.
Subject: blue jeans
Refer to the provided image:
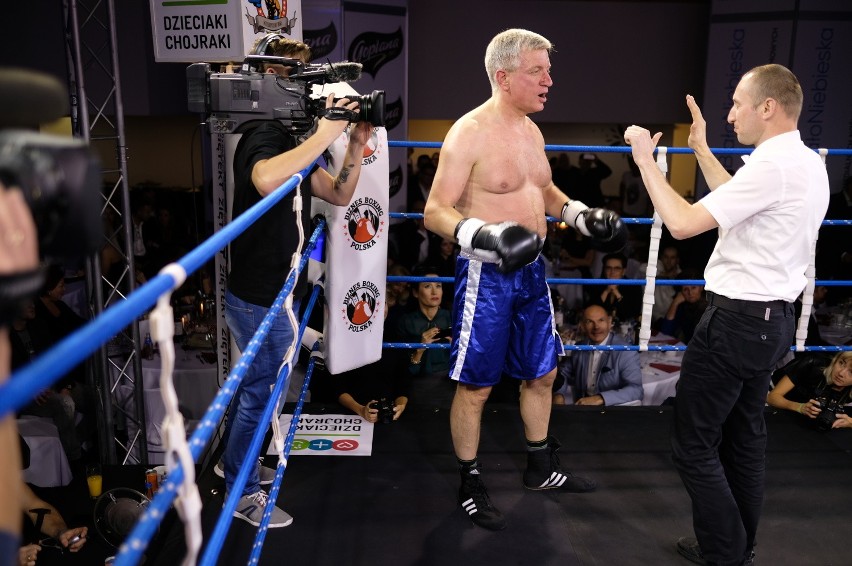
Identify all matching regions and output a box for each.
[672,301,794,566]
[223,289,300,496]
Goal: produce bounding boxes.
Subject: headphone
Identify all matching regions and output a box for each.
[253,33,286,56]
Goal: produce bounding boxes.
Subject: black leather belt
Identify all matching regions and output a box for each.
[705,291,790,321]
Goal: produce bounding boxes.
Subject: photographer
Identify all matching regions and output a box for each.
[218,35,373,529]
[768,351,852,430]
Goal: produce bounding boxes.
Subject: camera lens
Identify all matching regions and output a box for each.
[360,90,386,128]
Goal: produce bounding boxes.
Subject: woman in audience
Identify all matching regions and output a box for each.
[767,351,852,430]
[397,265,454,408]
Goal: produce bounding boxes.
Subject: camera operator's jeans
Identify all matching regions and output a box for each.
[672,302,793,566]
[223,289,300,496]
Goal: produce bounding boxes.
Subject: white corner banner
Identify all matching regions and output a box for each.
[313,82,389,375]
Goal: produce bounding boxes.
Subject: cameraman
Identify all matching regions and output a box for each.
[218,36,373,528]
[768,351,852,430]
[1,184,40,566]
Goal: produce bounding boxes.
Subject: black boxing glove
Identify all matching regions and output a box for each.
[561,201,628,253]
[455,218,543,273]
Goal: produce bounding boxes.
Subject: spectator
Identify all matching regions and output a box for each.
[407,161,436,212]
[10,301,82,464]
[388,200,438,271]
[554,227,595,312]
[588,252,642,323]
[649,245,682,324]
[553,304,643,406]
[659,269,707,344]
[396,266,454,408]
[18,483,88,565]
[572,152,611,208]
[768,351,852,430]
[426,238,458,310]
[619,155,653,241]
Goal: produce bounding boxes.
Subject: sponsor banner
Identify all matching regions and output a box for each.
[791,19,852,190]
[314,83,389,375]
[268,414,374,456]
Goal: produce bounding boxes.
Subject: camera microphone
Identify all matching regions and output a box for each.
[0,68,69,129]
[321,61,363,83]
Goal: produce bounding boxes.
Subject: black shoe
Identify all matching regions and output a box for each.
[677,537,756,566]
[458,468,507,531]
[522,436,596,492]
[676,537,706,565]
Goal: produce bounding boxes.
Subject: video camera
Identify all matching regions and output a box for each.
[0,131,101,260]
[186,55,385,135]
[0,69,101,261]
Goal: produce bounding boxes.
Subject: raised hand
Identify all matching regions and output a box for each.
[685,94,708,151]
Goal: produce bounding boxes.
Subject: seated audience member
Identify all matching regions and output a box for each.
[588,252,642,323]
[768,351,852,430]
[554,227,595,312]
[553,304,643,406]
[658,269,706,344]
[19,482,88,565]
[34,264,86,341]
[426,238,458,311]
[11,301,82,464]
[649,245,682,324]
[333,297,409,422]
[388,200,438,271]
[385,264,414,329]
[396,266,454,408]
[334,356,410,424]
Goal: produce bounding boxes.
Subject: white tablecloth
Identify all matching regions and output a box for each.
[17,415,72,487]
[140,352,220,420]
[638,332,684,405]
[111,347,219,463]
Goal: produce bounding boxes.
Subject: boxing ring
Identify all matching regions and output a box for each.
[2,142,851,565]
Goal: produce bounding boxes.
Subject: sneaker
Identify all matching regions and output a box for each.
[458,468,507,531]
[523,436,597,492]
[231,490,293,528]
[676,537,755,566]
[214,457,276,486]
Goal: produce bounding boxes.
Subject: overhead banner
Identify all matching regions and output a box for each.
[150,0,302,63]
[699,1,852,197]
[791,4,852,190]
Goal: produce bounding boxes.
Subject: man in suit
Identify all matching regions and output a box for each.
[553,304,643,406]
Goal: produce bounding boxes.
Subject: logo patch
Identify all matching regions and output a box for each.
[342,280,381,332]
[342,195,385,251]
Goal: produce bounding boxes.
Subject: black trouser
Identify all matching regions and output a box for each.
[671,295,794,566]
